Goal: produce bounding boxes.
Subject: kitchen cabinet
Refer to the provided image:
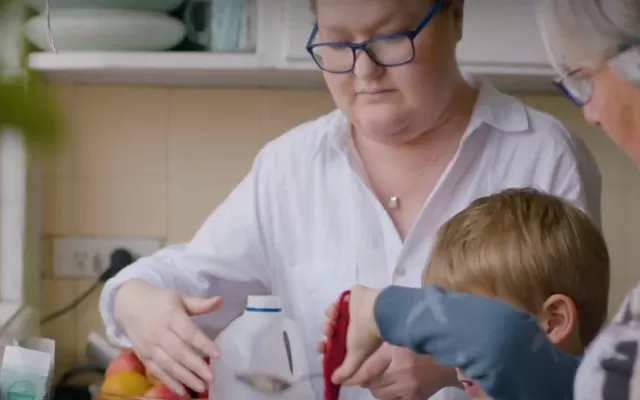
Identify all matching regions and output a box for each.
[255,0,324,86]
[456,0,551,74]
[29,0,557,92]
[279,0,315,64]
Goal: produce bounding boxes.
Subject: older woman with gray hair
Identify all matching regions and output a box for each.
[323,0,640,399]
[538,1,640,398]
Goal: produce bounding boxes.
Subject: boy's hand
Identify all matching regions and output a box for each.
[316,285,384,384]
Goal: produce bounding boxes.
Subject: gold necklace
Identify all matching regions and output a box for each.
[360,154,438,210]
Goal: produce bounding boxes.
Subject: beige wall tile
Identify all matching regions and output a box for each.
[262,88,335,136]
[74,181,167,236]
[167,88,269,182]
[166,181,232,243]
[42,236,54,278]
[42,279,78,364]
[42,84,77,180]
[594,141,637,189]
[75,279,105,363]
[601,180,640,276]
[609,274,637,318]
[42,180,76,235]
[73,86,169,183]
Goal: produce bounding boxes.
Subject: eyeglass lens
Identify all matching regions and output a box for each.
[554,76,593,107]
[310,35,415,73]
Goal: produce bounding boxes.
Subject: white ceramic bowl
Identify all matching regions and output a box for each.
[24,9,186,52]
[24,0,185,13]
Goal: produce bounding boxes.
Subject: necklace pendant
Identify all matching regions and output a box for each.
[388,196,399,209]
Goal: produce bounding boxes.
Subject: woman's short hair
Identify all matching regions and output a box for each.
[536,0,640,83]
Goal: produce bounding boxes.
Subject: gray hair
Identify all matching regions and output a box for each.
[536,0,640,83]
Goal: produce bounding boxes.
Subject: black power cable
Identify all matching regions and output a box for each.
[40,248,134,325]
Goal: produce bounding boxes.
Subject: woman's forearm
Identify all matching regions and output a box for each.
[374,285,580,400]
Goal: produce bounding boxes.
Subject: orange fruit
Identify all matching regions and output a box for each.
[100,371,150,398]
[145,369,159,385]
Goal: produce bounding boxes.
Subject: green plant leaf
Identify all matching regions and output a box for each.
[0,70,60,149]
[0,0,61,150]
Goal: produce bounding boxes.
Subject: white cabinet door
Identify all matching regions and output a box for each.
[281,0,315,62]
[272,0,552,78]
[456,0,551,72]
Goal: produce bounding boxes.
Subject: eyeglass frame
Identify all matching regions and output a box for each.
[305,0,446,73]
[553,38,640,107]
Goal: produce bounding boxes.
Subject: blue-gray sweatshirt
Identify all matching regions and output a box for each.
[373,285,580,400]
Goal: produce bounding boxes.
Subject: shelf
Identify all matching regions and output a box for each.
[28,51,557,92]
[460,64,557,93]
[29,51,326,88]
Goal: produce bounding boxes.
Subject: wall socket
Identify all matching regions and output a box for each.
[52,236,163,278]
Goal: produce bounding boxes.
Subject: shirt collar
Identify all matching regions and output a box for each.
[468,79,530,134]
[320,79,531,156]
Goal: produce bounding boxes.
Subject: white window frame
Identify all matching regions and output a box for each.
[0,132,26,304]
[0,0,29,328]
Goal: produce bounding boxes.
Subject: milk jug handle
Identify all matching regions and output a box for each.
[281,318,308,376]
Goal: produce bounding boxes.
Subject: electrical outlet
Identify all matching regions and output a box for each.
[52,236,163,278]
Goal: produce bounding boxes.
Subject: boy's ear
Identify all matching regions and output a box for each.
[538,294,579,347]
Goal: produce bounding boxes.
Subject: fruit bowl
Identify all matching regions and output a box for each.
[91,385,208,400]
[96,394,207,400]
[98,349,209,400]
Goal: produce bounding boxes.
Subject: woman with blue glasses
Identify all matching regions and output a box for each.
[322,0,640,399]
[100,1,600,399]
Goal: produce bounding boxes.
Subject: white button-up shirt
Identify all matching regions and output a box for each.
[100,82,601,400]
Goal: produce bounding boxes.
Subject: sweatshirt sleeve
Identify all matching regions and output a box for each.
[374,285,580,400]
[574,284,640,400]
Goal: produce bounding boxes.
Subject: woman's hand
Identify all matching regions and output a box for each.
[113,280,223,396]
[344,344,457,400]
[317,285,384,384]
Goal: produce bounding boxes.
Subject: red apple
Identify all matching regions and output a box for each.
[105,349,146,379]
[187,387,209,398]
[143,382,190,400]
[187,384,208,399]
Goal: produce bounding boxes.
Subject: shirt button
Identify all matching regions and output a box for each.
[394,268,406,278]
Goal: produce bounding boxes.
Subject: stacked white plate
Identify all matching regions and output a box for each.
[23,0,187,52]
[23,0,184,12]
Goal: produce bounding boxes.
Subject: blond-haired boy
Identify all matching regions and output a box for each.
[420,188,609,397]
[321,188,610,399]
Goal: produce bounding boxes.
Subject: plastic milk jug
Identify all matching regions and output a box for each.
[209,295,315,399]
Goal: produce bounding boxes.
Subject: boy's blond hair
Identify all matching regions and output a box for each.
[423,188,609,346]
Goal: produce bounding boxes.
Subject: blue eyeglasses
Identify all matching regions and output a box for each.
[553,72,593,107]
[305,0,445,73]
[553,38,640,107]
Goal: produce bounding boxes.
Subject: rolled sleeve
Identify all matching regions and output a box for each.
[100,250,171,347]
